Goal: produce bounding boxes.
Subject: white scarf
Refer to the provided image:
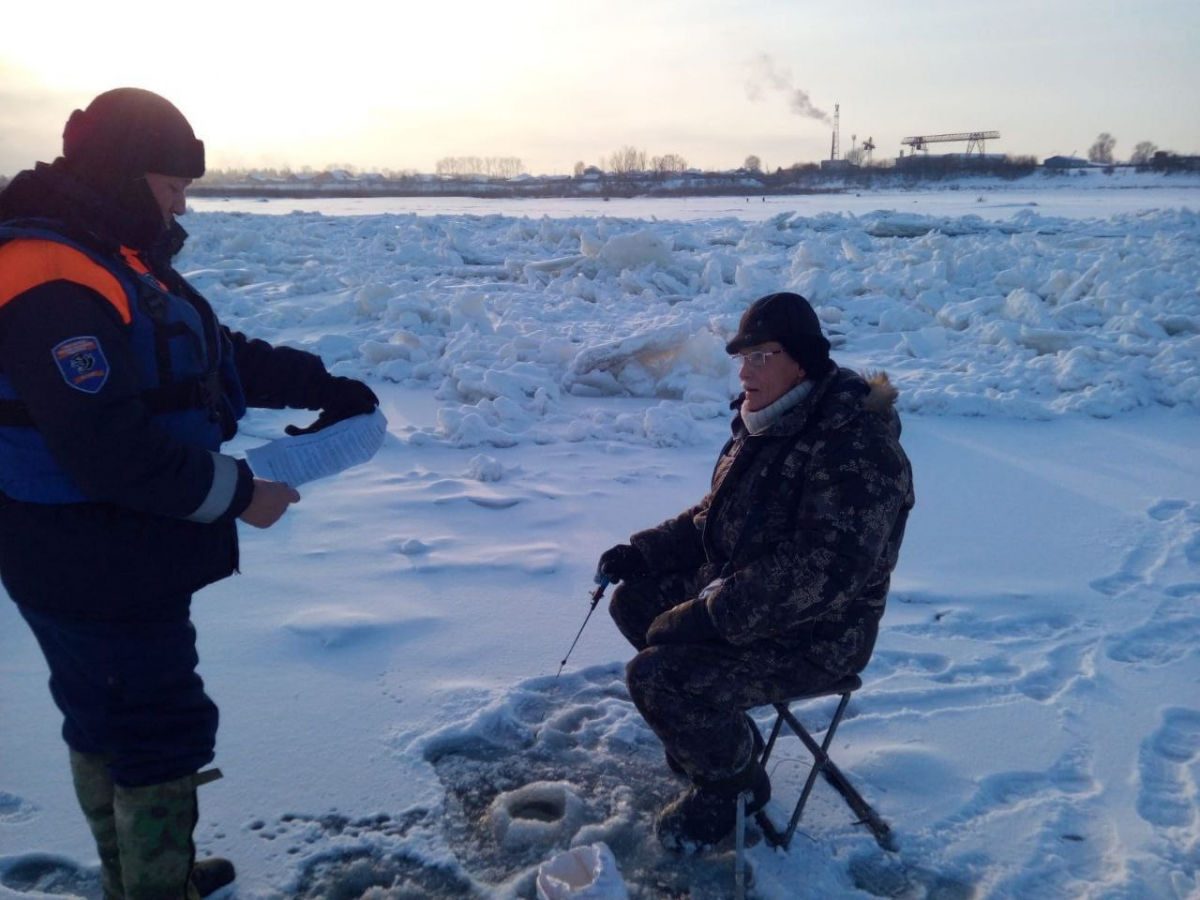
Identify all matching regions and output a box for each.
[741,380,813,435]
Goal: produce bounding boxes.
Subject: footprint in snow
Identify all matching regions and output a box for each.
[930,743,1096,835]
[1147,499,1187,521]
[849,852,974,900]
[932,655,1021,685]
[1091,498,1197,597]
[892,609,1079,645]
[0,790,38,824]
[1105,612,1200,667]
[1136,706,1200,831]
[1184,531,1200,567]
[870,649,951,677]
[0,855,101,900]
[1014,640,1098,702]
[1090,531,1167,597]
[993,802,1124,899]
[249,810,463,900]
[1163,581,1200,598]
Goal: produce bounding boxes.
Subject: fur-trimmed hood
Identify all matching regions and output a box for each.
[862,371,899,415]
[731,365,902,440]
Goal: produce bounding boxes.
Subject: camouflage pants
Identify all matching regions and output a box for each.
[70,750,203,900]
[610,574,842,782]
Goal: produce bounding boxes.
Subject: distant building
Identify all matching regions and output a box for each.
[1152,151,1200,171]
[898,152,1006,168]
[1043,156,1089,169]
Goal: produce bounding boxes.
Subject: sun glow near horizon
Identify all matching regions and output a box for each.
[3,0,1199,178]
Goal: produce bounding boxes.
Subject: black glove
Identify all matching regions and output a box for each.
[286,377,379,436]
[596,543,648,584]
[646,598,722,646]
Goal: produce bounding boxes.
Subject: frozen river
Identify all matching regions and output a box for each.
[3,171,1198,900]
[189,173,1200,222]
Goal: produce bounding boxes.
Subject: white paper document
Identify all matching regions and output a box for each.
[245,408,388,487]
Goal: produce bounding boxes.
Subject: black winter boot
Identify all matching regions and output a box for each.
[656,759,771,853]
[191,858,236,897]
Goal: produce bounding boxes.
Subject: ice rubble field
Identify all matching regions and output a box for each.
[187,198,1199,434]
[1,185,1199,900]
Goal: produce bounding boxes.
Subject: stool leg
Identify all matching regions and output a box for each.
[815,761,896,851]
[756,690,897,852]
[761,711,785,767]
[780,696,895,851]
[734,791,747,900]
[821,693,853,755]
[774,692,852,848]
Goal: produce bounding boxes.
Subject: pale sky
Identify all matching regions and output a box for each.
[2,0,1198,177]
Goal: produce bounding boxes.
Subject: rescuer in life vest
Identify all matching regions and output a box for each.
[0,88,379,899]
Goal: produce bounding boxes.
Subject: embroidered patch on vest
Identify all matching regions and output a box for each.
[51,336,110,394]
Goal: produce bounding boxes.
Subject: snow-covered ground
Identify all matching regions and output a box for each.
[1,181,1198,900]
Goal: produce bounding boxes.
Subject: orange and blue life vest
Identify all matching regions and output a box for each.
[0,220,246,503]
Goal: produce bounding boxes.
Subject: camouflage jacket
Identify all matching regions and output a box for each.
[629,365,914,674]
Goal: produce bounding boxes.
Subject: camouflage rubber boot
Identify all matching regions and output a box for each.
[656,759,771,853]
[112,775,202,900]
[68,750,125,900]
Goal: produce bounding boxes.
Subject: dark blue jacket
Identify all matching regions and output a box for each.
[0,222,248,502]
[0,162,334,619]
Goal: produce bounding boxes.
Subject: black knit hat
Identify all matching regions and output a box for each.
[62,88,205,181]
[726,291,832,376]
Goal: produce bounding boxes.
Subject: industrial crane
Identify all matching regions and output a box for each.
[901,131,1000,156]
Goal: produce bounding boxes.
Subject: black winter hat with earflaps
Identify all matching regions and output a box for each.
[726,291,832,376]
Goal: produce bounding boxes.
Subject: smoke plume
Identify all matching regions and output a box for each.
[746,54,829,123]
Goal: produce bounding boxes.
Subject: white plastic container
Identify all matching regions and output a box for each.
[535,842,629,900]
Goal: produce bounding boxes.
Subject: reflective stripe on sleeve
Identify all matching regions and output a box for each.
[185,452,240,523]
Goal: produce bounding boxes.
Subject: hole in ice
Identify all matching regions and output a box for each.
[423,666,765,896]
[511,797,564,823]
[488,782,583,847]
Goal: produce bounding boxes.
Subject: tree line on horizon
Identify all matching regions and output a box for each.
[194,131,1185,186]
[0,133,1188,189]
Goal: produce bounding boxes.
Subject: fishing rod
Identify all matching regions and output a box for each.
[556,576,610,678]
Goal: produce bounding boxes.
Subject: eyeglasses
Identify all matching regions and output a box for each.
[733,349,786,367]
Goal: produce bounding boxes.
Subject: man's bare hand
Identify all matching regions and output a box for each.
[238,479,300,528]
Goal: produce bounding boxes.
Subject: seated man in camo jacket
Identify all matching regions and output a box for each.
[597,291,915,852]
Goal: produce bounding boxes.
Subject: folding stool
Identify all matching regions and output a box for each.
[734,676,899,898]
[734,675,895,897]
[753,674,895,851]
